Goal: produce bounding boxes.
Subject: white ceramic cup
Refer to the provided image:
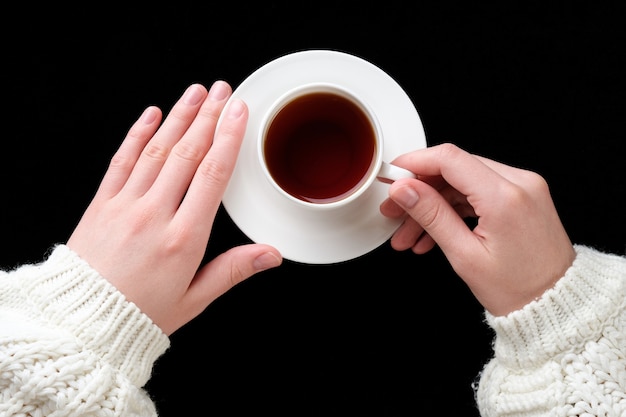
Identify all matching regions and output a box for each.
[258,82,416,210]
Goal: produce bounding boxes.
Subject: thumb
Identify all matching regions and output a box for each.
[186,244,282,311]
[388,178,474,256]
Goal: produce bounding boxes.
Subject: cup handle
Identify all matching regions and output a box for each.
[377,161,416,184]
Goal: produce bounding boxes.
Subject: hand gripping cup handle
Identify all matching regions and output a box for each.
[376,161,416,184]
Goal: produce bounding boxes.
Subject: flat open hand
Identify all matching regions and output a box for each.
[67,81,282,335]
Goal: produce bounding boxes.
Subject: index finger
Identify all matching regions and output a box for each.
[391,143,506,212]
[175,98,248,229]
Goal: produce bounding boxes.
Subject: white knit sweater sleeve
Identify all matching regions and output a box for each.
[475,245,626,417]
[0,244,170,417]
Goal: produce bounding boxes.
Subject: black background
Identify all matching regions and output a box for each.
[2,2,624,416]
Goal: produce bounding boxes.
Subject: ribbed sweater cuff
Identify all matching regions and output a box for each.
[485,245,626,369]
[17,244,170,387]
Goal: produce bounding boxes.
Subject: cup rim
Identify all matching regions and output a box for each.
[257,82,384,210]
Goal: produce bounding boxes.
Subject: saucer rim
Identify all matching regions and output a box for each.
[221,49,427,264]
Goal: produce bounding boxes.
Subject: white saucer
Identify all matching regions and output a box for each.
[221,50,427,264]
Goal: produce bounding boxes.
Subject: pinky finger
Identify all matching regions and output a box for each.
[96,106,163,198]
[390,217,426,251]
[412,233,437,254]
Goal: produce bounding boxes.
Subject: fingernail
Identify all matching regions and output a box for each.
[183,84,204,105]
[208,80,229,101]
[392,185,419,208]
[140,106,158,125]
[226,99,245,119]
[253,252,282,271]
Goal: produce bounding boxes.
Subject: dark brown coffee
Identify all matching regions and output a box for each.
[263,91,376,204]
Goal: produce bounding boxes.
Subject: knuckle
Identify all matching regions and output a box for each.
[418,199,444,230]
[143,142,170,162]
[167,106,195,125]
[215,115,239,137]
[124,127,143,145]
[173,141,203,162]
[501,185,525,208]
[196,104,222,125]
[498,171,550,212]
[524,170,550,194]
[436,143,463,160]
[108,151,133,171]
[228,263,247,287]
[497,181,534,212]
[198,157,230,187]
[162,224,195,254]
[124,204,160,236]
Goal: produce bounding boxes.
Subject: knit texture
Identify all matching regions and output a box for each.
[475,245,626,417]
[2,245,624,416]
[1,245,170,417]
